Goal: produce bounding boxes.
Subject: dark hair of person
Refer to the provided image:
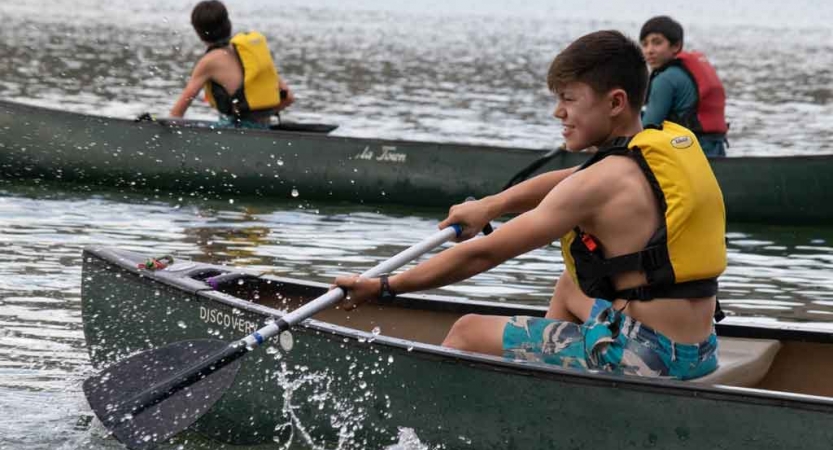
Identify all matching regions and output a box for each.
[639,16,684,47]
[547,30,648,111]
[191,0,232,43]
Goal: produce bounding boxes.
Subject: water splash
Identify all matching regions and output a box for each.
[268,351,395,450]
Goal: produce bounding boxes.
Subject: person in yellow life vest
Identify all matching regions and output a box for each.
[333,31,727,381]
[170,0,295,128]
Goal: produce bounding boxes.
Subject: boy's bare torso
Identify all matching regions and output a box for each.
[563,154,716,344]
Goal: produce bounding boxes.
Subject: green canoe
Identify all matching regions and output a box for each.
[82,246,833,449]
[3,99,832,225]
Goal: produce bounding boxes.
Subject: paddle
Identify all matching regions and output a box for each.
[480,144,565,235]
[83,224,463,450]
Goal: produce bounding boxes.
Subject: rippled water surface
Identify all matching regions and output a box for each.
[2,0,833,154]
[2,0,833,448]
[2,182,833,449]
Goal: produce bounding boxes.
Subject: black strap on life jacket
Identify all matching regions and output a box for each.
[578,136,632,170]
[205,39,230,53]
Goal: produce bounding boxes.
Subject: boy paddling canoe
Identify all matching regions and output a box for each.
[335,30,726,380]
[170,0,295,128]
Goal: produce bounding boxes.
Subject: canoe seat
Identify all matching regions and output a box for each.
[691,337,781,387]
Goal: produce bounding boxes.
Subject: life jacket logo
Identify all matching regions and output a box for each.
[671,136,693,149]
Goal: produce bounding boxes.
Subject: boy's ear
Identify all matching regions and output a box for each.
[608,89,629,117]
[671,42,683,54]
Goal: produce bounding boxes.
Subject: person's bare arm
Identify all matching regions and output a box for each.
[337,167,607,308]
[438,166,579,240]
[170,58,213,118]
[275,78,295,111]
[484,166,580,215]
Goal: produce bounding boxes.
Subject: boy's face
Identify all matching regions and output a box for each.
[640,32,681,70]
[553,81,617,151]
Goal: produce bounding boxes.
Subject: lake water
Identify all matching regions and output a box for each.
[1,0,833,449]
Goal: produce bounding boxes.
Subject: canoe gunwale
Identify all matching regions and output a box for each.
[82,246,833,414]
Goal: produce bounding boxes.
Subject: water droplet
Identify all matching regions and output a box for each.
[266,346,278,355]
[358,380,367,389]
[229,199,235,204]
[388,355,394,364]
[407,345,414,352]
[177,321,187,329]
[367,326,381,343]
[277,159,284,166]
[291,188,299,198]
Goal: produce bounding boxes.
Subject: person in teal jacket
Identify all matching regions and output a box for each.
[640,16,728,157]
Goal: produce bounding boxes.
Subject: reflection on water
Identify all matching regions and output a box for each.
[1,182,833,447]
[2,0,833,154]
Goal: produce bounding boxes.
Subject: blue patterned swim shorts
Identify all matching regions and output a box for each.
[502,298,718,380]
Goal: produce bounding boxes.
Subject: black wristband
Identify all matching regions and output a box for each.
[379,274,396,303]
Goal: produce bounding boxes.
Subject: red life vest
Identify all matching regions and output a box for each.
[675,51,728,135]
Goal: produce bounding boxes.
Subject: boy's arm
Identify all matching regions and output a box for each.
[485,166,581,214]
[170,59,212,118]
[438,166,579,240]
[397,169,596,292]
[641,74,674,127]
[335,166,603,309]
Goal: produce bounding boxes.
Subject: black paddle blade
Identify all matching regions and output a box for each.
[83,339,242,450]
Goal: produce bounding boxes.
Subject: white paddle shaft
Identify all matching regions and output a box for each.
[242,225,461,347]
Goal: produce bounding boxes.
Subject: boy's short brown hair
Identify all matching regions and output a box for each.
[640,16,684,47]
[191,0,232,43]
[547,30,648,112]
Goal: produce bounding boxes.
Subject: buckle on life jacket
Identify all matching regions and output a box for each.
[581,233,598,252]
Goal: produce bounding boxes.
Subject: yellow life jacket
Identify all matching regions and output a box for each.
[560,121,727,310]
[204,31,281,117]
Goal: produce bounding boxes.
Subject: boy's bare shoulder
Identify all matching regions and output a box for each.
[571,154,640,182]
[197,50,222,67]
[558,154,643,203]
